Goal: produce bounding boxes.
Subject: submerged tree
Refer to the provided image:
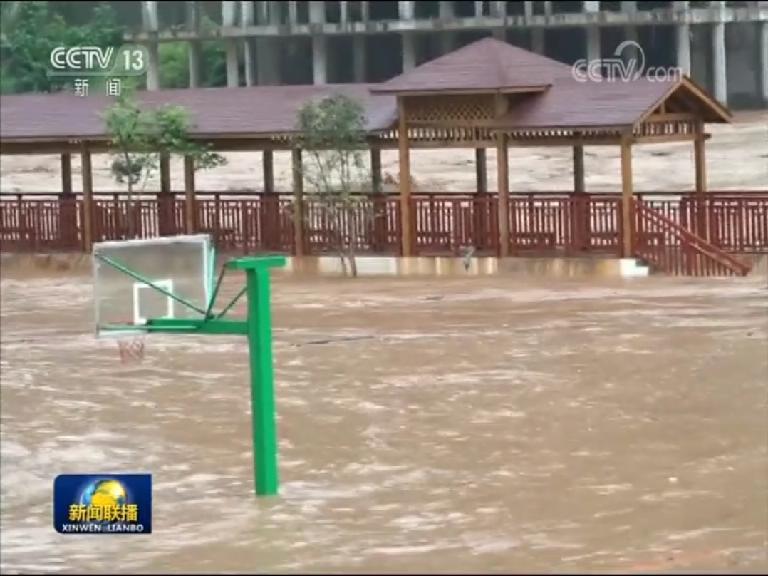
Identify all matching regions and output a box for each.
[296,94,371,277]
[103,91,226,238]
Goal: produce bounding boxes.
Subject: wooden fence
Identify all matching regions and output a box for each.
[2,192,767,271]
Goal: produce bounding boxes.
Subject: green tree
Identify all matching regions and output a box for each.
[103,91,226,238]
[296,94,372,277]
[0,1,121,93]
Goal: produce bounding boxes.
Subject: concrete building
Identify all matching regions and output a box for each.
[126,1,768,108]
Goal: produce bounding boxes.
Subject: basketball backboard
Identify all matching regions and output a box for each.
[93,234,214,337]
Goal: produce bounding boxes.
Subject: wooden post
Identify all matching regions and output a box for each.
[59,152,77,248]
[573,145,585,194]
[370,147,385,251]
[475,148,488,193]
[370,148,382,193]
[291,148,304,256]
[260,150,276,250]
[474,148,488,250]
[572,144,588,251]
[61,153,73,194]
[397,97,412,256]
[184,155,196,234]
[694,125,707,239]
[81,145,93,251]
[496,135,509,257]
[620,137,634,258]
[263,150,274,193]
[495,94,510,257]
[158,152,172,235]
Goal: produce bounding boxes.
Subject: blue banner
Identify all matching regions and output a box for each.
[53,474,152,534]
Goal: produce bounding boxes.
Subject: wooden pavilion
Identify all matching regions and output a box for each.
[1,38,765,276]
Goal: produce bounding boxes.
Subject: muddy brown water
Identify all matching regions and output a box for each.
[1,271,767,574]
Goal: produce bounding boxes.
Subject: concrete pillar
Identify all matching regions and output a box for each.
[141,1,160,90]
[242,0,255,86]
[361,1,369,22]
[340,0,348,23]
[353,36,366,82]
[492,2,506,17]
[222,1,240,87]
[584,1,600,67]
[676,1,691,77]
[399,1,416,71]
[439,1,455,54]
[524,1,533,18]
[288,0,298,24]
[186,1,201,88]
[543,1,552,16]
[474,1,484,17]
[622,1,640,71]
[310,1,326,85]
[399,1,415,19]
[256,1,280,85]
[760,21,768,106]
[712,2,727,105]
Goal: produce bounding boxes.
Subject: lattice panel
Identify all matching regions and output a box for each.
[405,95,495,124]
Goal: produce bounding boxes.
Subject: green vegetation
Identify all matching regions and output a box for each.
[0,1,122,93]
[103,91,226,236]
[296,94,371,277]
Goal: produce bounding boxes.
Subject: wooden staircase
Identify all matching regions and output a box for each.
[632,199,751,277]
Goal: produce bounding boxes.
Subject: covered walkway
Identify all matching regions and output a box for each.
[1,38,766,276]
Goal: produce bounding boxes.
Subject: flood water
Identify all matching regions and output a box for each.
[1,271,767,574]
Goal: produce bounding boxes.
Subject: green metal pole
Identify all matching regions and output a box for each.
[246,266,279,496]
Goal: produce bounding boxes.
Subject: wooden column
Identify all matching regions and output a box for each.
[573,145,585,194]
[159,152,171,193]
[573,144,588,251]
[694,126,707,239]
[184,155,196,234]
[475,148,488,250]
[495,94,510,257]
[370,148,382,193]
[61,153,73,194]
[261,150,276,250]
[59,153,76,247]
[496,135,509,257]
[80,145,94,251]
[475,148,487,193]
[158,152,172,235]
[291,148,304,256]
[397,97,412,256]
[620,137,634,258]
[263,150,274,193]
[370,147,385,251]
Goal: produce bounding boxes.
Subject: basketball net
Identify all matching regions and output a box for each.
[117,336,146,363]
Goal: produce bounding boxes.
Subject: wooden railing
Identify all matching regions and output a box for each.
[632,199,751,277]
[1,192,766,277]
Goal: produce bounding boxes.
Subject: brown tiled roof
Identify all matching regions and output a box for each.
[0,84,397,142]
[371,37,574,95]
[0,39,729,147]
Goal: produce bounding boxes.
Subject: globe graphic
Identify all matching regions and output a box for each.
[79,479,127,509]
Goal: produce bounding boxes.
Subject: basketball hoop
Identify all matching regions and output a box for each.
[116,334,146,363]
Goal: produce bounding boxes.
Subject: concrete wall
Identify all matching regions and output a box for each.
[125,0,768,108]
[0,253,649,280]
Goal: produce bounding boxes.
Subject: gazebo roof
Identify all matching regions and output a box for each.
[371,37,572,95]
[0,37,730,152]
